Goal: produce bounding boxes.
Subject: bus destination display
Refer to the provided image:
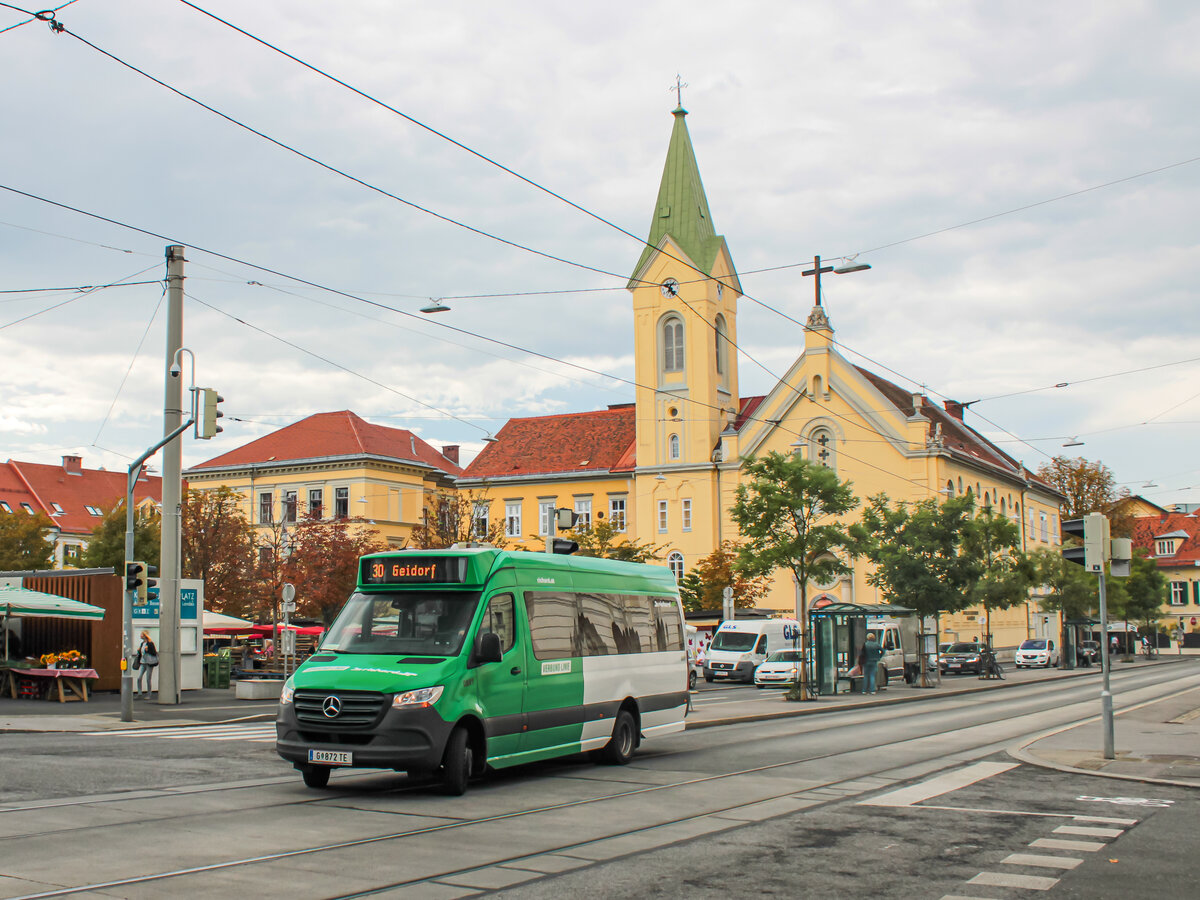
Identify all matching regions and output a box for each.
[361,557,468,585]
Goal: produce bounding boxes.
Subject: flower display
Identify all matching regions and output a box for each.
[40,650,88,669]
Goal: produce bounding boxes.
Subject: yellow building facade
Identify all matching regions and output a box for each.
[467,104,1069,650]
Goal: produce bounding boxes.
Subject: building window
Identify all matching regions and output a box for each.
[472,501,490,539]
[810,427,835,471]
[538,500,555,536]
[335,487,349,519]
[51,502,64,514]
[681,498,692,532]
[86,505,102,516]
[20,503,34,514]
[505,501,522,537]
[63,544,81,562]
[945,480,955,499]
[0,501,10,513]
[1170,582,1187,606]
[1157,539,1177,556]
[609,496,627,532]
[667,551,684,581]
[657,500,668,533]
[668,433,680,460]
[1029,509,1036,540]
[573,497,592,530]
[283,490,297,524]
[258,492,273,524]
[1039,512,1048,542]
[308,488,323,518]
[662,316,684,373]
[715,313,729,376]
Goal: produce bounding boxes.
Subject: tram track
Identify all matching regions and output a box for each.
[8,667,1196,900]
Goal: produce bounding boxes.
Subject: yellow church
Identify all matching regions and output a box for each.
[460,102,1065,650]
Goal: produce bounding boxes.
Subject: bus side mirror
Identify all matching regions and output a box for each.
[477,632,503,664]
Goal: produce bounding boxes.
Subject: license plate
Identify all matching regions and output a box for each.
[948,663,960,668]
[308,749,351,766]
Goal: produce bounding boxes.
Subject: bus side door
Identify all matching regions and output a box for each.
[473,591,525,762]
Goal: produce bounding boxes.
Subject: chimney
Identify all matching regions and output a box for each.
[911,392,924,413]
[944,400,965,421]
[62,455,83,475]
[442,444,460,465]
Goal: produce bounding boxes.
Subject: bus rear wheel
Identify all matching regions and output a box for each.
[599,709,637,765]
[301,766,330,789]
[441,726,473,796]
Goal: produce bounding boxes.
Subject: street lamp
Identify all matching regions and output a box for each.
[803,255,872,307]
[421,298,450,313]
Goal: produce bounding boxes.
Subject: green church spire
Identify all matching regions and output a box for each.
[629,106,728,287]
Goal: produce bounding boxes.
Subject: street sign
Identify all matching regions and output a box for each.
[282,629,296,655]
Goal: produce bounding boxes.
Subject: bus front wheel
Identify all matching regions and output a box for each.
[301,766,330,789]
[599,709,637,765]
[441,726,473,796]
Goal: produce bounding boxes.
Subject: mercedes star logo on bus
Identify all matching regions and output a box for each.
[322,696,342,718]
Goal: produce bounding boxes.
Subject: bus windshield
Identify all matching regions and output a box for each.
[320,590,481,656]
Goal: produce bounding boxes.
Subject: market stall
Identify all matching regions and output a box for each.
[1,586,105,702]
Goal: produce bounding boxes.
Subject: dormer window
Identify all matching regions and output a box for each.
[1157,539,1177,556]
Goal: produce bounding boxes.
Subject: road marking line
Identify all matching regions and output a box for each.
[1071,814,1137,825]
[1054,824,1124,838]
[968,871,1059,890]
[859,761,1018,808]
[940,896,1002,900]
[1000,852,1082,869]
[1030,838,1107,852]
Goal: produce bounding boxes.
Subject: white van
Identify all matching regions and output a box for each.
[704,618,800,684]
[866,617,920,686]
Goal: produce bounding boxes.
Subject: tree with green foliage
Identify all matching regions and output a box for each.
[81,502,161,572]
[962,506,1033,648]
[853,494,978,685]
[730,452,859,700]
[410,489,507,549]
[283,513,387,625]
[567,518,660,563]
[1036,456,1130,524]
[1029,548,1097,621]
[676,571,704,612]
[1120,550,1167,658]
[0,510,55,571]
[677,542,770,614]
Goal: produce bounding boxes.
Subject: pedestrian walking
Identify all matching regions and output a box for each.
[135,630,159,698]
[862,632,883,694]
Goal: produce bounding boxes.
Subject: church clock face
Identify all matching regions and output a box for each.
[660,278,679,298]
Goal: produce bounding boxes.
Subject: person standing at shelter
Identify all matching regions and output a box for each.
[136,630,159,698]
[863,632,883,694]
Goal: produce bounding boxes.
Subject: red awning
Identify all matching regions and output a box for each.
[250,623,324,636]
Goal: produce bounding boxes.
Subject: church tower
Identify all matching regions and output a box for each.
[628,103,742,475]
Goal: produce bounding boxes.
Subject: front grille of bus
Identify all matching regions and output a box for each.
[294,689,386,728]
[711,662,733,670]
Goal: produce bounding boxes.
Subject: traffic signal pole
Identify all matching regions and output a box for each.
[159,245,185,706]
[1097,571,1115,759]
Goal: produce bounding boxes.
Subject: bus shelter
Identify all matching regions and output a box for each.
[810,601,915,695]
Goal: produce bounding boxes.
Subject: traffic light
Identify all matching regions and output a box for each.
[198,387,224,439]
[1062,513,1109,573]
[125,560,147,603]
[1109,537,1132,578]
[550,538,579,555]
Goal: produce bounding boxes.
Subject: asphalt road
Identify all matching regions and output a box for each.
[0,666,1196,899]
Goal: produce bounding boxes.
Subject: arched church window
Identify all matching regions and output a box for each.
[946,480,955,498]
[668,433,680,460]
[715,314,729,376]
[662,316,684,373]
[810,427,836,471]
[667,551,684,581]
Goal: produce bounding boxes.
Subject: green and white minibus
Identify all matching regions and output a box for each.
[275,548,688,794]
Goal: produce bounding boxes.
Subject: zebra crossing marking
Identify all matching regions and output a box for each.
[87,724,276,743]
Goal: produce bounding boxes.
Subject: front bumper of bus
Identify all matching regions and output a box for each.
[275,699,454,773]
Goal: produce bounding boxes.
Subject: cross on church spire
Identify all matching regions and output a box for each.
[670,74,688,110]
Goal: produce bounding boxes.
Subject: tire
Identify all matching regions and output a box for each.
[755,683,764,689]
[301,766,330,789]
[440,726,473,796]
[877,666,888,689]
[688,669,697,690]
[704,675,714,683]
[599,709,637,765]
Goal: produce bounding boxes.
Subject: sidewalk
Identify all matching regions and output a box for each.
[0,686,279,732]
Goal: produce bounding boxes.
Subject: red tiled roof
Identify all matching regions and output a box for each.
[3,458,161,538]
[188,411,461,476]
[734,395,766,431]
[1131,513,1200,567]
[854,367,1059,494]
[462,406,636,479]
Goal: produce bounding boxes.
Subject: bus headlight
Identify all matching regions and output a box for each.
[393,685,444,709]
[279,677,295,705]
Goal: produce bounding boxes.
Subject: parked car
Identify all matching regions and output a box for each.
[753,649,804,688]
[1014,638,1060,668]
[940,642,984,675]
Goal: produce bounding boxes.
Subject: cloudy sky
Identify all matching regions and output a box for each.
[2,0,1198,505]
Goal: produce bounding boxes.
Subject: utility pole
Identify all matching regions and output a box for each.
[1098,571,1115,759]
[159,245,185,705]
